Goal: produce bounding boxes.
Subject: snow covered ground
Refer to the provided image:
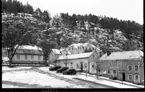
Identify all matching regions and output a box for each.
[38,67,144,88]
[2,66,144,88]
[2,66,32,71]
[2,66,90,88]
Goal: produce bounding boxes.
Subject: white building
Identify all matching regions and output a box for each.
[2,48,8,57]
[12,45,44,64]
[56,50,100,74]
[48,49,71,64]
[48,49,62,64]
[67,43,98,54]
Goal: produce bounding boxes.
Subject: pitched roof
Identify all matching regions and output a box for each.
[15,45,43,55]
[99,50,143,61]
[57,52,93,60]
[16,45,42,51]
[52,49,61,54]
[69,43,96,48]
[69,43,83,48]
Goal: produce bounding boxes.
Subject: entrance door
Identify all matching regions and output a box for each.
[80,62,83,72]
[134,75,140,83]
[122,72,125,81]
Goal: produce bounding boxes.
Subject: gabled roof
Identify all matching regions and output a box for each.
[52,49,61,54]
[15,45,43,55]
[52,49,71,55]
[57,52,93,60]
[16,45,42,51]
[69,43,83,48]
[69,43,96,48]
[99,50,143,61]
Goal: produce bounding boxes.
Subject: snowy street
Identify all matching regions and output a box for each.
[2,66,111,88]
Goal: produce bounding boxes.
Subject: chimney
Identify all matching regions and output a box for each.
[107,50,111,56]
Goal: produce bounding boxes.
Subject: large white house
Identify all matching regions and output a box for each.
[12,45,44,64]
[56,50,100,74]
[67,43,98,54]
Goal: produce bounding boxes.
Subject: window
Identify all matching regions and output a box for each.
[31,55,34,60]
[92,65,95,68]
[17,54,20,60]
[82,47,84,50]
[135,75,139,80]
[108,70,110,74]
[77,64,79,68]
[71,62,73,64]
[38,55,41,60]
[84,63,87,68]
[25,55,28,60]
[113,70,117,74]
[134,75,140,82]
[134,65,139,71]
[128,65,132,71]
[4,52,7,56]
[128,74,133,80]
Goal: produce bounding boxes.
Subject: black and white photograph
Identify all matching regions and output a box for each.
[2,0,144,89]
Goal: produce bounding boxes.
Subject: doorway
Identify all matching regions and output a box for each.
[80,62,83,72]
[134,75,140,83]
[122,72,125,81]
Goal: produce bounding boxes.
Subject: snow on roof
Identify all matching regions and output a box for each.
[52,49,61,54]
[16,45,42,51]
[57,52,93,60]
[99,50,143,61]
[51,49,71,55]
[83,43,96,48]
[69,43,96,48]
[69,43,83,48]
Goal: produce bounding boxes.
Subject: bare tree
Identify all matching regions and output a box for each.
[2,13,48,67]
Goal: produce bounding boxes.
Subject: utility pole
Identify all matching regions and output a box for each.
[65,52,68,67]
[86,63,87,77]
[96,62,98,79]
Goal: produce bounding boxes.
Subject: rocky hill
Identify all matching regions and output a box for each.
[2,12,143,55]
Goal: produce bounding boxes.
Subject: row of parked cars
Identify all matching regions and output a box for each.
[49,66,76,75]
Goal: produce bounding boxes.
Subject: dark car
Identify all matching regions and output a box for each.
[57,67,68,73]
[49,66,61,71]
[63,69,76,75]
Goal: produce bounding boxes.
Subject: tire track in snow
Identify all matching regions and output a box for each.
[31,67,91,88]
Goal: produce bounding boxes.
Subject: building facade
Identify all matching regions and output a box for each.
[56,50,100,74]
[48,49,62,64]
[67,43,98,54]
[99,50,144,84]
[12,45,44,64]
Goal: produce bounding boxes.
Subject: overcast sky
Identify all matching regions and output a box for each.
[17,0,143,24]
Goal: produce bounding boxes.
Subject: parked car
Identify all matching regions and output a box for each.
[63,69,76,75]
[109,76,118,80]
[57,67,68,73]
[49,66,61,71]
